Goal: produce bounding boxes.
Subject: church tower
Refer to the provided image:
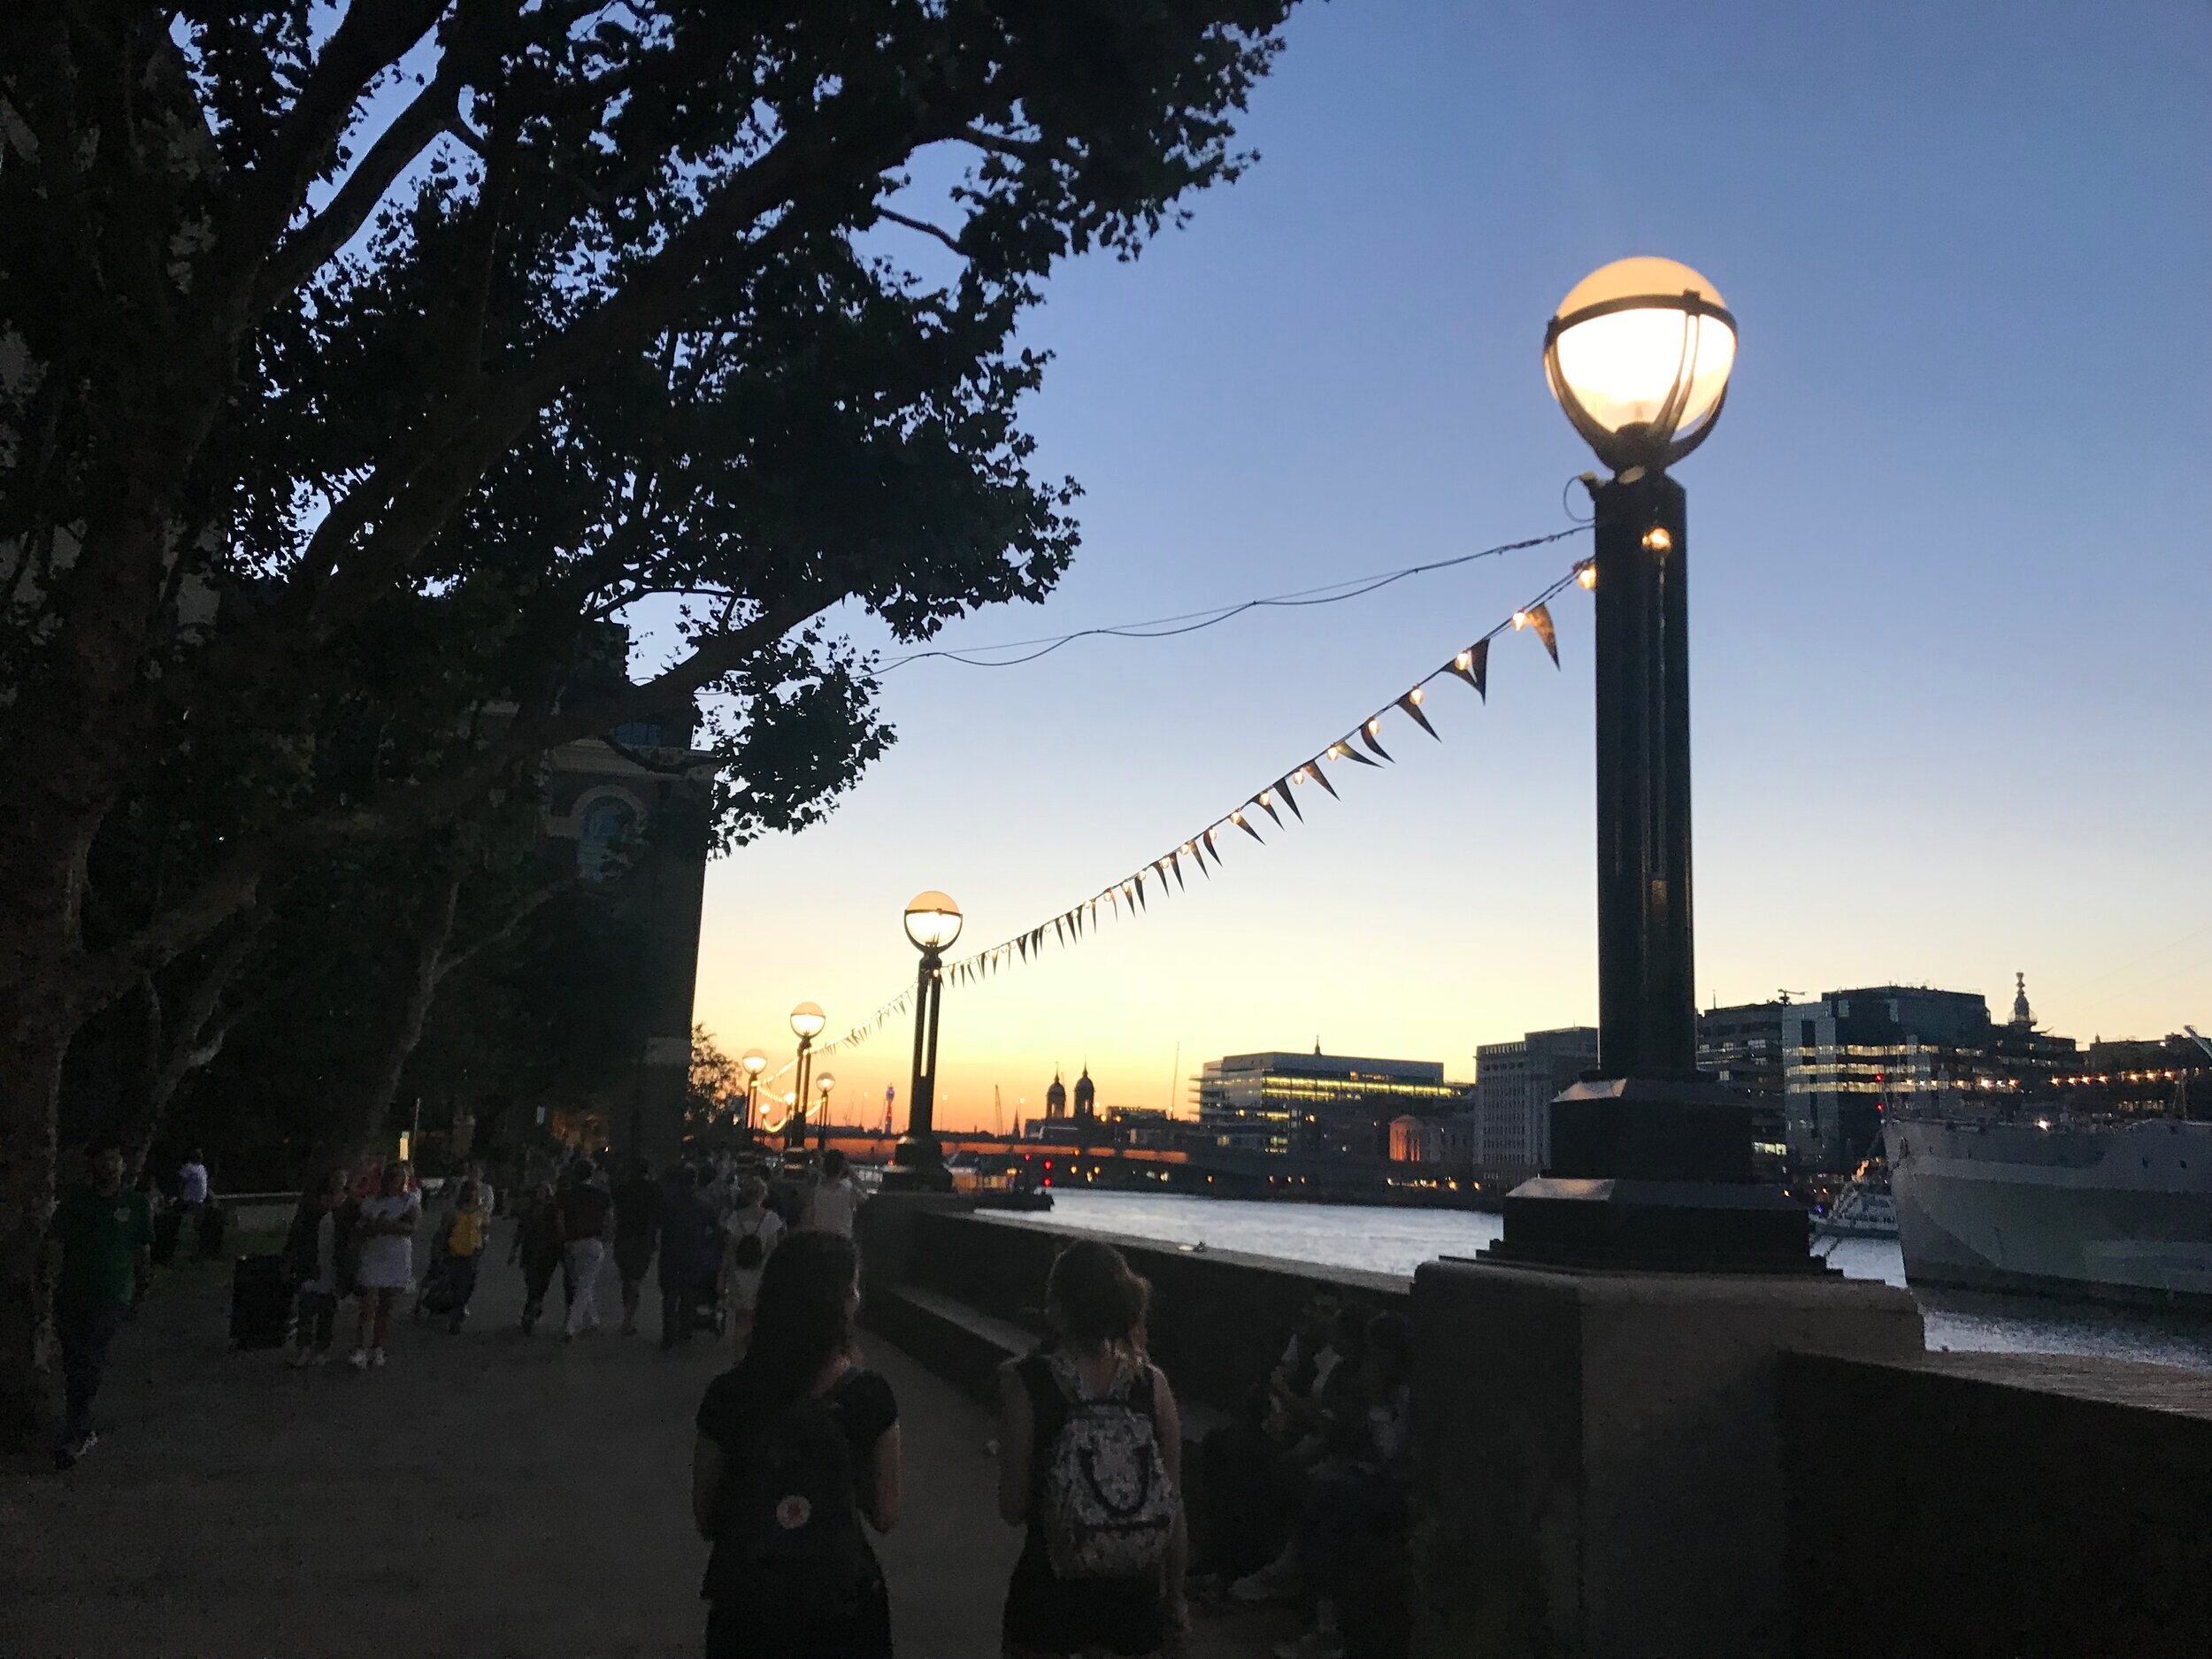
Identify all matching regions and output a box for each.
[1045,1071,1068,1120]
[2010,972,2033,1029]
[1073,1065,1096,1124]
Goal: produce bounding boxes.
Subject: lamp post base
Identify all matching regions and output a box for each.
[879,1133,953,1194]
[1486,1077,1824,1273]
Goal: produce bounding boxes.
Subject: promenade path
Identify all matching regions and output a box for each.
[1,1223,1287,1658]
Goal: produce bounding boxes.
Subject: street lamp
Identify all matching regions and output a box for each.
[814,1071,836,1151]
[739,1048,767,1134]
[787,1002,825,1151]
[1494,257,1809,1271]
[886,889,962,1190]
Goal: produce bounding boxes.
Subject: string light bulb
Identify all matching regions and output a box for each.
[1366,718,1381,735]
[1577,564,1599,590]
[1642,526,1672,553]
[1455,650,1472,672]
[1512,611,1529,630]
[1408,687,1425,704]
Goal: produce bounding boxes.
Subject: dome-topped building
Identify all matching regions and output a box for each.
[1073,1065,1096,1122]
[1045,1071,1068,1119]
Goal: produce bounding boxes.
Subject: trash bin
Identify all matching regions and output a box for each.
[151,1208,184,1267]
[229,1253,293,1350]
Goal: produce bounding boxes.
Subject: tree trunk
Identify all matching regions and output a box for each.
[113,924,263,1180]
[312,871,462,1170]
[0,1005,71,1448]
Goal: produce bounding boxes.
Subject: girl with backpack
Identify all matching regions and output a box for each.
[720,1175,785,1340]
[691,1230,901,1658]
[998,1240,1189,1659]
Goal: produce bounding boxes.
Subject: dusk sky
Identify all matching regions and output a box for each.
[684,0,2212,1131]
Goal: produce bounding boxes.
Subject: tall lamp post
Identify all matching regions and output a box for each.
[814,1071,836,1152]
[1494,256,1810,1271]
[786,1002,826,1151]
[887,889,961,1191]
[739,1048,767,1135]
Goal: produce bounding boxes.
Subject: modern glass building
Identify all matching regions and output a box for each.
[1196,1049,1469,1158]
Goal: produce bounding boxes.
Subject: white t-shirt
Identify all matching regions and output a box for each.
[354,1191,421,1291]
[722,1207,784,1310]
[179,1162,210,1205]
[801,1177,860,1238]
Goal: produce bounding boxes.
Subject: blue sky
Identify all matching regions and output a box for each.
[694,0,2212,1125]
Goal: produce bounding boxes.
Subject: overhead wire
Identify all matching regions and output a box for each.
[879,525,1583,672]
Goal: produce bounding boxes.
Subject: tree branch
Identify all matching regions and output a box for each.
[431,880,566,987]
[873,206,965,257]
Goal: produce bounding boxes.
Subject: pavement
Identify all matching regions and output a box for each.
[0,1223,1293,1658]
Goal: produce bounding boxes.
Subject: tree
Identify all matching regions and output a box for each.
[0,0,1295,1436]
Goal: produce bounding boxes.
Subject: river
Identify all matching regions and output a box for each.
[1041,1190,2212,1373]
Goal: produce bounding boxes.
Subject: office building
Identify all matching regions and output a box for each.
[1196,1048,1468,1158]
[1473,1026,1600,1180]
[1781,986,2009,1173]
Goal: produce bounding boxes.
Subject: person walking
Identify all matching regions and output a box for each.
[613,1158,664,1337]
[511,1179,565,1335]
[177,1147,213,1253]
[349,1161,420,1371]
[997,1240,1188,1659]
[559,1157,614,1340]
[50,1142,154,1468]
[691,1232,901,1659]
[656,1165,718,1349]
[719,1175,786,1345]
[286,1170,349,1367]
[799,1149,863,1238]
[429,1176,490,1333]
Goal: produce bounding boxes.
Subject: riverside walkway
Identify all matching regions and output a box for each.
[0,1224,1286,1658]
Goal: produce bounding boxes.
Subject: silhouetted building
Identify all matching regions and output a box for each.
[1197,1048,1467,1158]
[1783,986,2007,1173]
[1474,1026,1599,1180]
[1696,999,1793,1175]
[1073,1065,1096,1123]
[1044,1071,1068,1120]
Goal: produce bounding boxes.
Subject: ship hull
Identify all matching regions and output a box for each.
[1886,1115,2212,1310]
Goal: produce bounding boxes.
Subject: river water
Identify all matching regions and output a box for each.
[1043,1190,2212,1373]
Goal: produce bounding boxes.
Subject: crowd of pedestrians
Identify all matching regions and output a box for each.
[49,1137,1406,1658]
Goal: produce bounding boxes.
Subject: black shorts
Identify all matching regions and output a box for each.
[613,1236,655,1284]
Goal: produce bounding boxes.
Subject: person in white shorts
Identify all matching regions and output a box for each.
[350,1162,420,1370]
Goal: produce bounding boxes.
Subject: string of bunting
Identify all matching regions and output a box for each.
[810,556,1594,1056]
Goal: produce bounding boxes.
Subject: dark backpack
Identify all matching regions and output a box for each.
[1026,1353,1177,1581]
[729,1216,767,1271]
[706,1383,873,1623]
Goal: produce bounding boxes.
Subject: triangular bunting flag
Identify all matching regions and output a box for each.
[1169,849,1186,890]
[1333,739,1379,769]
[1357,720,1394,763]
[1302,759,1340,799]
[1233,811,1265,844]
[1133,877,1148,911]
[1397,690,1440,741]
[1202,826,1221,864]
[1275,778,1304,821]
[1256,792,1284,828]
[1448,640,1489,700]
[1527,603,1560,665]
[1056,917,1066,946]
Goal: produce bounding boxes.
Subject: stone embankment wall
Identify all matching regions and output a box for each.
[861,1195,2212,1658]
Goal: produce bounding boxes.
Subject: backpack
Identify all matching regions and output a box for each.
[729,1215,766,1271]
[706,1383,874,1623]
[1031,1352,1177,1581]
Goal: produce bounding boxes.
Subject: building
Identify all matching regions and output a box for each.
[534,634,714,1164]
[1103,1106,1179,1148]
[1781,986,2008,1174]
[1196,1048,1469,1158]
[1473,1026,1599,1180]
[1696,999,1794,1176]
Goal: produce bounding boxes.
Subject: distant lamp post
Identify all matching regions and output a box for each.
[1495,257,1809,1271]
[787,1002,826,1151]
[887,890,962,1190]
[739,1048,768,1134]
[814,1071,837,1151]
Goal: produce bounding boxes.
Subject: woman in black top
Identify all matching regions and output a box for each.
[693,1230,902,1659]
[998,1240,1188,1658]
